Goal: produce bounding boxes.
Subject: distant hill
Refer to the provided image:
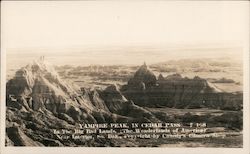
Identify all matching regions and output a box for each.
[150,58,242,73]
[50,58,242,92]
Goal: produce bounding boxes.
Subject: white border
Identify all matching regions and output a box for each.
[1,1,249,154]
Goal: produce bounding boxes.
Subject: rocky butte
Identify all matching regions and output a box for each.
[121,63,242,110]
[5,58,159,146]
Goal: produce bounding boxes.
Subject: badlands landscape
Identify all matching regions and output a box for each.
[6,56,243,147]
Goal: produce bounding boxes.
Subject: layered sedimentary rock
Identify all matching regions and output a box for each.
[6,59,96,122]
[6,59,159,146]
[121,64,242,110]
[127,62,157,90]
[99,84,159,122]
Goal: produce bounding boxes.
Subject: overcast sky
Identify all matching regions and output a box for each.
[2,1,249,48]
[2,1,249,67]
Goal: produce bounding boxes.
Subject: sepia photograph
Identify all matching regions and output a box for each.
[0,1,249,154]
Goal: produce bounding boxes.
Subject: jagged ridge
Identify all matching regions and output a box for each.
[121,63,242,109]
